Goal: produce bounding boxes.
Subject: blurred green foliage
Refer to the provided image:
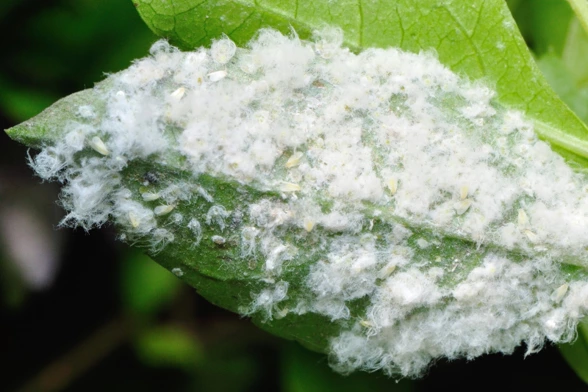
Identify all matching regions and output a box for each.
[0,0,155,123]
[134,325,203,370]
[281,343,413,392]
[0,253,26,308]
[120,252,180,318]
[509,0,574,56]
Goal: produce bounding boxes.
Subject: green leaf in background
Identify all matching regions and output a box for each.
[534,11,588,135]
[563,17,588,88]
[567,0,588,36]
[0,255,26,308]
[120,251,181,317]
[134,325,203,370]
[281,342,413,392]
[0,0,155,124]
[191,339,264,392]
[509,0,573,56]
[536,53,588,125]
[0,76,58,121]
[7,0,588,379]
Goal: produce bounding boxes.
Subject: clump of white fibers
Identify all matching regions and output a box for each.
[27,28,588,377]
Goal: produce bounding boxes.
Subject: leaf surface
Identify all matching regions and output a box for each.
[559,320,588,384]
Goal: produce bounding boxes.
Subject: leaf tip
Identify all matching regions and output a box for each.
[5,118,52,150]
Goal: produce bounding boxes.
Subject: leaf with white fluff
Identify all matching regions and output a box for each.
[6,0,588,379]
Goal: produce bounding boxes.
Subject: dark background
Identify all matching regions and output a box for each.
[1,0,587,391]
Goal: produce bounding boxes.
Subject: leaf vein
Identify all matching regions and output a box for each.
[444,6,486,74]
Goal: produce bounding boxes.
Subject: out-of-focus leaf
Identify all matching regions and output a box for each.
[0,76,58,123]
[134,325,202,370]
[506,0,523,13]
[0,255,26,308]
[28,0,153,66]
[26,0,156,79]
[560,319,588,384]
[567,0,588,36]
[192,340,262,392]
[120,251,181,317]
[281,342,413,392]
[509,0,573,56]
[537,53,588,124]
[563,17,588,87]
[0,0,156,124]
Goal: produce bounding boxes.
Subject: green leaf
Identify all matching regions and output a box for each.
[7,0,588,378]
[537,53,588,125]
[134,325,203,369]
[568,0,588,37]
[510,0,573,56]
[0,76,58,123]
[281,342,413,392]
[559,319,588,384]
[563,17,588,87]
[535,15,588,129]
[0,256,26,309]
[120,250,181,317]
